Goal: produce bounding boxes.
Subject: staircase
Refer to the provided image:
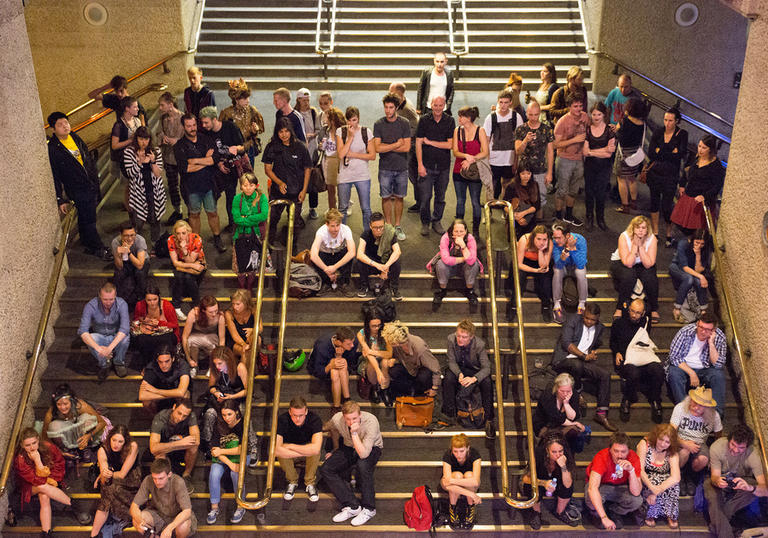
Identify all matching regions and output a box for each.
[196,0,590,91]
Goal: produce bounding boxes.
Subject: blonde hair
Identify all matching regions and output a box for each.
[451,433,471,449]
[566,66,584,83]
[381,321,409,346]
[187,66,203,77]
[230,288,252,308]
[552,372,575,393]
[341,400,361,416]
[324,208,344,224]
[682,396,718,425]
[625,215,652,238]
[273,87,291,101]
[506,72,523,86]
[173,220,192,235]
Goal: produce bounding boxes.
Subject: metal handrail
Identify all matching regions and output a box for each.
[0,210,77,496]
[236,200,296,510]
[446,0,469,56]
[703,205,768,481]
[483,200,538,509]
[187,0,207,53]
[575,0,591,51]
[315,0,338,55]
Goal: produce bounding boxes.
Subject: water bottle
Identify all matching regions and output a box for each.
[546,477,556,497]
[614,463,624,479]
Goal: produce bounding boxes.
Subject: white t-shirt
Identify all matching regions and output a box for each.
[335,126,372,184]
[482,110,523,166]
[670,400,722,445]
[427,71,448,108]
[610,231,653,264]
[682,337,707,370]
[315,223,353,253]
[566,324,596,358]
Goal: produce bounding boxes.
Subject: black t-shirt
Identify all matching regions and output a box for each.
[442,447,481,474]
[173,133,217,195]
[205,120,245,169]
[276,411,323,445]
[360,228,397,264]
[416,113,455,170]
[151,407,198,443]
[262,140,312,195]
[143,359,190,391]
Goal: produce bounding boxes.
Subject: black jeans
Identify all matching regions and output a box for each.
[491,165,516,199]
[389,364,433,397]
[113,261,150,309]
[610,260,659,312]
[619,362,665,403]
[218,171,239,228]
[316,248,352,286]
[584,157,611,219]
[513,257,553,306]
[171,269,205,308]
[441,369,494,421]
[554,357,611,410]
[646,171,677,223]
[73,190,105,251]
[417,166,450,225]
[320,444,381,510]
[358,258,401,291]
[165,163,182,209]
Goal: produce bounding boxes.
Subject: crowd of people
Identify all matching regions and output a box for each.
[32,52,763,536]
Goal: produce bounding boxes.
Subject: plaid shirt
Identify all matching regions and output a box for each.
[667,323,727,371]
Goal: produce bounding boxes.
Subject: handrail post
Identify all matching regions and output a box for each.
[704,206,768,481]
[315,0,337,62]
[483,201,538,509]
[235,200,295,510]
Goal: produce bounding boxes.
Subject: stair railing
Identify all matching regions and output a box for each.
[0,210,77,496]
[703,205,768,480]
[446,0,469,78]
[315,0,338,79]
[236,200,296,510]
[483,200,538,509]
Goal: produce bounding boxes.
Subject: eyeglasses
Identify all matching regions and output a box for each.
[371,225,385,230]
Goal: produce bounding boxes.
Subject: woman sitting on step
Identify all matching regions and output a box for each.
[42,383,109,463]
[225,288,262,362]
[356,306,393,406]
[431,218,482,310]
[206,400,248,525]
[131,283,179,368]
[510,223,553,322]
[167,219,206,321]
[181,295,226,378]
[441,433,482,530]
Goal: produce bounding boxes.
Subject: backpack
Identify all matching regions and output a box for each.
[288,263,321,298]
[404,484,436,532]
[528,365,557,400]
[456,385,485,429]
[490,110,518,139]
[365,289,396,323]
[341,125,369,147]
[153,231,171,259]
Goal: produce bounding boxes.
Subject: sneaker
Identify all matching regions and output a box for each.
[182,474,194,494]
[420,223,430,236]
[395,226,406,241]
[174,308,187,321]
[283,482,298,501]
[357,284,369,298]
[308,208,319,220]
[332,505,362,523]
[431,221,445,235]
[231,507,246,524]
[552,306,564,324]
[206,508,220,525]
[552,508,579,527]
[189,367,197,379]
[564,215,583,227]
[316,283,333,296]
[391,288,403,302]
[114,363,127,378]
[541,304,553,323]
[306,484,319,502]
[350,508,376,526]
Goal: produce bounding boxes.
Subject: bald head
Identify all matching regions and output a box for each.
[628,299,645,322]
[389,81,406,97]
[618,74,633,96]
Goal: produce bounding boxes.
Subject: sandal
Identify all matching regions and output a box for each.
[645,518,656,527]
[616,205,630,214]
[668,518,678,529]
[651,312,661,324]
[673,310,687,324]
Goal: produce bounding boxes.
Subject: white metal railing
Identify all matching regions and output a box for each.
[315,0,338,55]
[187,0,206,53]
[447,0,469,56]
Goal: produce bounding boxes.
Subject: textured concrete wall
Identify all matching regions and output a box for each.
[0,1,66,510]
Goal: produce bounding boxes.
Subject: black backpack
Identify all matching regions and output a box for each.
[365,289,396,323]
[456,385,485,429]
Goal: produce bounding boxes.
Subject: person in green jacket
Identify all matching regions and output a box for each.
[232,172,268,290]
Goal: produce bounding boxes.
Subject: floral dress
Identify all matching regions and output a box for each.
[642,446,679,520]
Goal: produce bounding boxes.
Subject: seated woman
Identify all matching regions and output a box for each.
[524,432,579,530]
[90,425,142,538]
[441,433,482,530]
[511,224,553,322]
[432,218,482,309]
[14,427,91,536]
[168,219,206,321]
[309,208,357,296]
[356,306,393,405]
[43,383,109,462]
[609,215,660,323]
[501,164,540,239]
[636,424,681,529]
[132,284,179,368]
[532,373,585,455]
[232,172,268,292]
[206,401,248,525]
[669,229,712,323]
[225,289,262,362]
[181,295,226,378]
[201,346,247,449]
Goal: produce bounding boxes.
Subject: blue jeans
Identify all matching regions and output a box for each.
[338,180,372,230]
[417,167,450,225]
[669,262,710,309]
[453,173,483,233]
[209,458,248,504]
[88,332,129,367]
[667,364,725,417]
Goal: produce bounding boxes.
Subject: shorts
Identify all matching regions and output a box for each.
[188,190,217,213]
[323,154,340,186]
[379,168,408,199]
[555,157,584,198]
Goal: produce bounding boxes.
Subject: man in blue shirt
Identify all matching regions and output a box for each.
[78,282,130,380]
[551,221,588,324]
[603,74,644,126]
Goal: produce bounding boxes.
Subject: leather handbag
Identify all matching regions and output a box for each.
[395,396,434,429]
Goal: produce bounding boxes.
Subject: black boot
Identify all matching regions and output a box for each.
[465,288,478,309]
[596,203,608,231]
[449,504,460,530]
[381,387,393,408]
[432,289,446,309]
[620,398,631,422]
[370,384,381,404]
[585,213,594,232]
[651,400,663,423]
[463,503,477,530]
[213,234,227,253]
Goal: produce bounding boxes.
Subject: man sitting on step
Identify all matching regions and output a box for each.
[307,327,360,413]
[551,304,617,432]
[148,398,199,494]
[130,457,197,538]
[275,396,324,503]
[111,221,149,311]
[78,281,130,381]
[380,321,442,401]
[356,211,402,300]
[139,345,191,414]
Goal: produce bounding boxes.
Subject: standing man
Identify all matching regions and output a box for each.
[553,94,588,226]
[275,396,324,503]
[388,81,421,212]
[514,98,555,214]
[174,113,227,253]
[111,221,149,310]
[78,282,130,380]
[157,92,185,224]
[321,400,383,527]
[47,111,112,261]
[417,51,455,115]
[374,94,412,241]
[415,96,456,236]
[272,87,307,143]
[184,66,216,128]
[604,74,643,126]
[483,90,524,198]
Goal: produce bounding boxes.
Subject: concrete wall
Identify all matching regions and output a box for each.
[0,1,67,510]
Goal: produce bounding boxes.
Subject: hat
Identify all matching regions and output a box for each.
[227,78,250,101]
[296,88,311,99]
[689,386,717,408]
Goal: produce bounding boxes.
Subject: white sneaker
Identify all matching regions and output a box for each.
[283,482,298,501]
[175,307,187,321]
[395,226,406,241]
[306,484,319,502]
[351,508,376,526]
[332,505,361,523]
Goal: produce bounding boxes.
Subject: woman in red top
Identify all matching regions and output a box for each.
[511,224,553,322]
[14,427,91,535]
[132,284,180,368]
[168,220,206,321]
[452,106,489,237]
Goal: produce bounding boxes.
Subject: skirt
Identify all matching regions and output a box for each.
[670,193,706,230]
[618,145,643,177]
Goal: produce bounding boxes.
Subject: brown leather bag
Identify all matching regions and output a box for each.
[395,396,434,429]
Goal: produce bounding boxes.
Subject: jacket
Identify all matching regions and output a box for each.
[48,132,100,205]
[551,314,604,367]
[416,67,455,114]
[446,333,490,382]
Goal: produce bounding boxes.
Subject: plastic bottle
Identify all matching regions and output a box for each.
[546,477,557,497]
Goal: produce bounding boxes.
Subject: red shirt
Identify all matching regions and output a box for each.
[554,110,588,161]
[168,233,206,265]
[586,447,641,486]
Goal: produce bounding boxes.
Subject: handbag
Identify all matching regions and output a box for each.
[357,374,373,400]
[308,165,327,193]
[624,319,661,367]
[458,127,481,181]
[621,122,647,167]
[395,396,434,429]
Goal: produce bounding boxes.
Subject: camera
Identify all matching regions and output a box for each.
[725,471,737,490]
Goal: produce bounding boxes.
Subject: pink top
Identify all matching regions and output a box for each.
[439,232,478,266]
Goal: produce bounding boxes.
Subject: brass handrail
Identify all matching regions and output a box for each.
[236,200,296,510]
[315,0,338,55]
[0,210,77,496]
[446,0,469,56]
[71,82,169,137]
[703,206,768,480]
[482,200,538,509]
